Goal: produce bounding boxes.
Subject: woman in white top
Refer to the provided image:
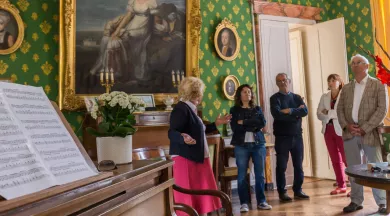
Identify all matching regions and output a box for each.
[317,74,349,195]
[90,0,158,82]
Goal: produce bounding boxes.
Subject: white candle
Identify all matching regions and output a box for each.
[181,71,185,80]
[172,70,176,83]
[100,69,104,82]
[105,68,109,81]
[176,70,180,83]
[110,68,114,82]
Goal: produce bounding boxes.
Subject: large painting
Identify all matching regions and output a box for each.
[59,0,201,110]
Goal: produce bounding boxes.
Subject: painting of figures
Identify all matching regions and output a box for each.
[75,0,186,94]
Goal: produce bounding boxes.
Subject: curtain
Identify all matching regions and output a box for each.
[370,0,390,125]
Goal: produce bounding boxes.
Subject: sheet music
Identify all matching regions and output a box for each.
[0,94,56,199]
[0,83,96,188]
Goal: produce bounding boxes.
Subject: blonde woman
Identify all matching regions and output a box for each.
[169,77,231,216]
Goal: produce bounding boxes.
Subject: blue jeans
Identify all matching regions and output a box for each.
[234,143,266,205]
[275,135,304,194]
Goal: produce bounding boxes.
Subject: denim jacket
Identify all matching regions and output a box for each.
[229,105,266,145]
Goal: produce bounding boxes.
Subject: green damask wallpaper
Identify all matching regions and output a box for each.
[0,0,386,145]
[0,0,84,140]
[272,0,375,79]
[199,0,257,125]
[326,0,376,79]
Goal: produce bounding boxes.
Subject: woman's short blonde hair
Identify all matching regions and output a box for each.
[178,77,205,101]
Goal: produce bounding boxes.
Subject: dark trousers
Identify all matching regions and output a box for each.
[275,135,304,195]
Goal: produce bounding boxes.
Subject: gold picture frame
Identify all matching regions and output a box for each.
[59,0,202,111]
[0,77,12,82]
[0,0,24,55]
[223,75,240,100]
[214,18,240,61]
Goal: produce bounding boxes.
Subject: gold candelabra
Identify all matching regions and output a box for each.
[100,68,115,93]
[172,70,185,88]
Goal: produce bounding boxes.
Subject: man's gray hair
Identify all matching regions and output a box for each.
[275,73,290,82]
[351,54,369,64]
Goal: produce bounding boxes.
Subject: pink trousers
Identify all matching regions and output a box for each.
[324,124,347,188]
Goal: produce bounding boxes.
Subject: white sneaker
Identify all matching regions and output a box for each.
[240,204,249,212]
[257,202,272,210]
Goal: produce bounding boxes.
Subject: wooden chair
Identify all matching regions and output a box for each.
[378,126,390,161]
[219,143,252,205]
[132,147,233,216]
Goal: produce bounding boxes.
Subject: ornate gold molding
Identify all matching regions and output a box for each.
[0,0,24,55]
[59,0,202,110]
[252,0,322,21]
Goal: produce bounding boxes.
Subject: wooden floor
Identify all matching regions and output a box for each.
[229,178,383,216]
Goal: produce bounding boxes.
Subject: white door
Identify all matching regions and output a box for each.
[258,18,294,187]
[289,30,313,177]
[258,18,292,142]
[300,17,349,179]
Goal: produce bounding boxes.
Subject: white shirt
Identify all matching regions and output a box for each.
[352,74,369,123]
[244,132,255,142]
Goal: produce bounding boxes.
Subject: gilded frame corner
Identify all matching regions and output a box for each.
[59,0,202,111]
[214,18,240,61]
[0,0,24,55]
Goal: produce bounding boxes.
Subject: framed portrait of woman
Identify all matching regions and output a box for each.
[214,18,240,61]
[0,0,24,55]
[223,75,240,100]
[59,0,202,111]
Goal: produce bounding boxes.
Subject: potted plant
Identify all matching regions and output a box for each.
[86,91,146,164]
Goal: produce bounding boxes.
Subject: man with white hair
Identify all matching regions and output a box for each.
[337,54,388,213]
[0,10,14,49]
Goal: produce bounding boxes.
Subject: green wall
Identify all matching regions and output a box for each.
[0,0,382,142]
[326,0,376,79]
[272,1,375,79]
[199,0,257,123]
[0,0,86,141]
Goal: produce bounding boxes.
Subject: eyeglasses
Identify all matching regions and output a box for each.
[98,160,117,171]
[351,61,366,66]
[276,79,289,84]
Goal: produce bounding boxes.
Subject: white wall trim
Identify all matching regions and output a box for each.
[258,14,316,26]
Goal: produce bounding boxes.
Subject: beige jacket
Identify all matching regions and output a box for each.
[337,76,388,146]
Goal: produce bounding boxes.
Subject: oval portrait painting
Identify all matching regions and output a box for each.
[223,75,240,100]
[214,18,240,61]
[0,4,24,55]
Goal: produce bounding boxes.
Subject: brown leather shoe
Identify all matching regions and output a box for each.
[343,202,363,213]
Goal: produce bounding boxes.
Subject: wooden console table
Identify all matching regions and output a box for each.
[1,160,177,216]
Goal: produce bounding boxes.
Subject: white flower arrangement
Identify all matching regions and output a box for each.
[85,91,146,137]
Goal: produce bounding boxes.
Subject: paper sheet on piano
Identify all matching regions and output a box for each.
[0,82,96,199]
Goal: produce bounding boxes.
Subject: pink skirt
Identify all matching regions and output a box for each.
[172,156,222,215]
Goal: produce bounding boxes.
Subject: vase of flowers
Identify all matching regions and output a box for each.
[86,91,146,164]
